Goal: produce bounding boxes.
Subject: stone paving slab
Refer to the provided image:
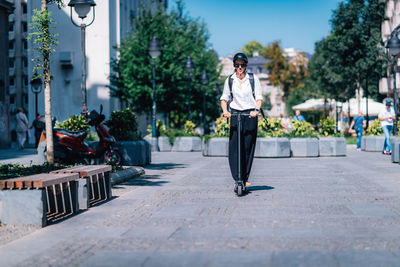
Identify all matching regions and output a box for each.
[1,147,400,266]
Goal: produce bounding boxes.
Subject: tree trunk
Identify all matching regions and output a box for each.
[42,0,54,163]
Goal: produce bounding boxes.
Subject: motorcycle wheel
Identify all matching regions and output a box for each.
[105,148,122,166]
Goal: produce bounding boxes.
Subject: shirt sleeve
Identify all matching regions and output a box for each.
[378,109,384,119]
[220,77,231,101]
[253,75,263,101]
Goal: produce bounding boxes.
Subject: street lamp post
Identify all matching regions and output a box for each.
[30,72,42,116]
[68,0,96,113]
[184,56,195,121]
[386,33,400,135]
[201,69,208,135]
[147,36,162,140]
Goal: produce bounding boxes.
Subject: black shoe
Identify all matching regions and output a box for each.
[234,184,238,193]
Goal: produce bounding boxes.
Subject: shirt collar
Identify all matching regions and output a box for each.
[232,72,249,82]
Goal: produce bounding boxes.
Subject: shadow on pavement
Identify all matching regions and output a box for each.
[145,163,186,170]
[247,185,274,192]
[113,174,169,187]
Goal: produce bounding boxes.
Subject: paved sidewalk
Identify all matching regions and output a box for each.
[1,147,400,266]
[0,148,42,165]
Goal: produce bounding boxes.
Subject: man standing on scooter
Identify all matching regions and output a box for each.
[220,52,263,194]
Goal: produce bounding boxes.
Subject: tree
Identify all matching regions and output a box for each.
[242,41,264,57]
[28,0,63,163]
[110,2,221,128]
[263,41,308,101]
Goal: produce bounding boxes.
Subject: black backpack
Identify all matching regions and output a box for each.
[228,73,266,119]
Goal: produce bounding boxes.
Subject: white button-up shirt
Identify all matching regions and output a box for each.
[220,72,263,111]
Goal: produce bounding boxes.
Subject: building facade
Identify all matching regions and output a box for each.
[380,0,400,95]
[21,0,166,144]
[0,0,13,147]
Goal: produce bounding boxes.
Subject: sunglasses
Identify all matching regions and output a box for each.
[234,63,247,68]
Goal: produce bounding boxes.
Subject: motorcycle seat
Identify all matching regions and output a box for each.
[54,128,87,139]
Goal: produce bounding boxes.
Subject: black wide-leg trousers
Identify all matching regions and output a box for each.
[228,109,258,183]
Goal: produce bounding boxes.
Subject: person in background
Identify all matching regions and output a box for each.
[349,111,366,150]
[15,108,29,149]
[30,113,45,148]
[378,99,395,155]
[293,110,305,121]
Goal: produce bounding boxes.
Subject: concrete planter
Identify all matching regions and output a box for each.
[318,137,346,157]
[254,137,290,158]
[143,136,158,152]
[158,136,172,152]
[290,137,319,157]
[203,137,229,157]
[391,137,400,163]
[172,136,202,152]
[361,136,366,150]
[116,140,151,166]
[363,135,385,152]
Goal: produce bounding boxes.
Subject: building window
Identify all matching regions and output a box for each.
[22,3,27,14]
[277,103,281,114]
[9,41,14,50]
[23,40,27,50]
[22,22,27,32]
[10,95,15,104]
[8,22,14,32]
[24,76,28,86]
[24,94,28,104]
[23,57,27,68]
[10,77,15,86]
[258,67,262,73]
[9,60,14,68]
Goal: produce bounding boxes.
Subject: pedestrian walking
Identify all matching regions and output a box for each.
[30,113,45,148]
[220,52,263,193]
[293,110,306,121]
[349,111,366,150]
[379,99,396,155]
[15,108,29,149]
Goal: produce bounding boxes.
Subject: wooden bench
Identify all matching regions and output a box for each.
[51,165,112,206]
[0,173,80,227]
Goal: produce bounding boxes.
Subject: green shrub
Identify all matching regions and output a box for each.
[56,115,89,133]
[365,119,383,136]
[318,117,342,137]
[165,128,185,145]
[213,117,230,137]
[146,120,167,137]
[258,118,286,137]
[290,120,318,138]
[105,108,139,141]
[0,163,76,180]
[184,121,196,136]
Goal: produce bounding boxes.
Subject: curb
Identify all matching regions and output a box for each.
[111,166,145,185]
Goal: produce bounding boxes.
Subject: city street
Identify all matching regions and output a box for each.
[1,146,400,266]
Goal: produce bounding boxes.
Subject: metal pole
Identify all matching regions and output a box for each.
[35,92,38,116]
[81,23,87,113]
[152,62,157,138]
[188,76,191,121]
[202,89,206,134]
[366,74,369,128]
[394,58,398,136]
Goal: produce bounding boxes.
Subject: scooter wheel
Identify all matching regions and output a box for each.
[237,185,243,196]
[105,148,122,166]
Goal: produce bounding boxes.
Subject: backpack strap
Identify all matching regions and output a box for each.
[248,72,255,99]
[228,74,234,101]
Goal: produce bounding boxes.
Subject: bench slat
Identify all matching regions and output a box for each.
[33,173,79,188]
[0,173,79,190]
[51,165,111,177]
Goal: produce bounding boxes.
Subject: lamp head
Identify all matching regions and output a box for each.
[201,70,208,85]
[147,36,162,59]
[30,73,42,93]
[184,56,195,74]
[386,34,400,58]
[68,0,96,19]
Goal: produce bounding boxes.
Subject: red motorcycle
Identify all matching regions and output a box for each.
[52,106,122,166]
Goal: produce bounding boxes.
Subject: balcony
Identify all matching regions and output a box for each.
[8,31,14,40]
[9,49,15,58]
[386,0,394,18]
[9,85,15,95]
[9,67,15,76]
[21,13,27,22]
[8,14,14,22]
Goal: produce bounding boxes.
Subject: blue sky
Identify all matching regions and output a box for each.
[170,0,343,57]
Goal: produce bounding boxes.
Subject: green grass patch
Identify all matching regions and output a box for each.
[345,136,357,145]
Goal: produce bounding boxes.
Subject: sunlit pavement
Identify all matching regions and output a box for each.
[1,146,400,266]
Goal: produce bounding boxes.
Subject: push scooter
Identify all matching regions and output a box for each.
[231,111,252,196]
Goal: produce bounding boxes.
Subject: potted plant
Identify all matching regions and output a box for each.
[203,117,230,157]
[289,120,319,157]
[318,117,346,157]
[105,108,150,166]
[255,118,290,158]
[171,121,202,152]
[362,119,385,152]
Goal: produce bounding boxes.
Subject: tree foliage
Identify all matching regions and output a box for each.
[307,0,386,103]
[263,41,308,100]
[110,2,221,128]
[242,41,264,57]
